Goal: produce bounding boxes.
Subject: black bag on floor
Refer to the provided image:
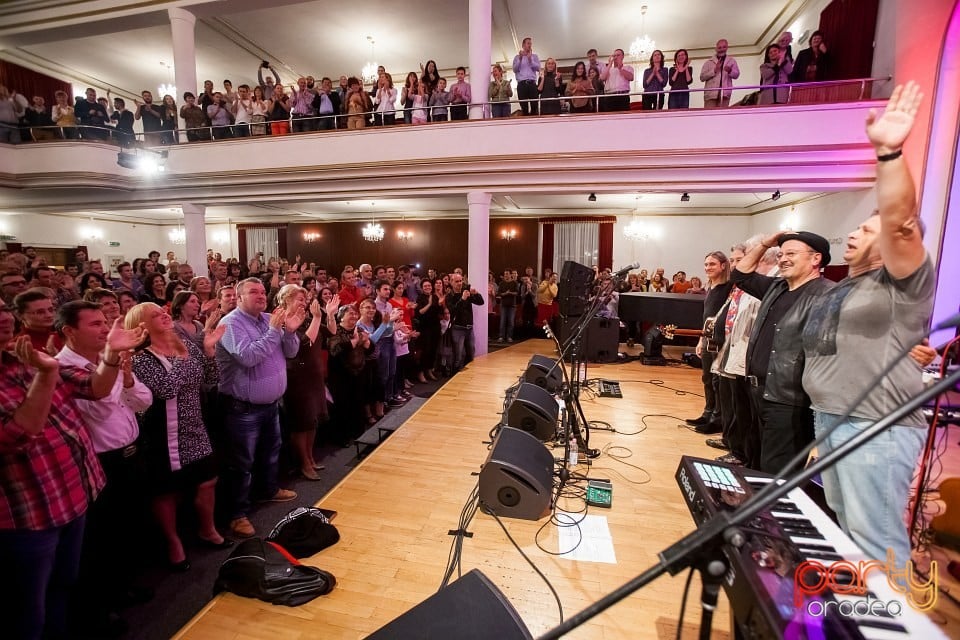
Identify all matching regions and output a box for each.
[214,538,336,606]
[266,507,340,558]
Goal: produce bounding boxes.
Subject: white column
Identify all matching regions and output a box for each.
[467,191,491,355]
[181,203,207,275]
[468,0,492,120]
[168,7,197,143]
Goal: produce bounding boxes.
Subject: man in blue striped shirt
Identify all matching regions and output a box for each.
[216,277,303,539]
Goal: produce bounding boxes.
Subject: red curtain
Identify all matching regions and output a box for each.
[0,60,71,102]
[598,221,613,271]
[541,223,554,276]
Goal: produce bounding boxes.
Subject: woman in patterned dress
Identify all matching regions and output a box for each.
[126,302,228,570]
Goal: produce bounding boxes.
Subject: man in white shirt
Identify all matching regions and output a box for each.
[599,48,634,112]
[700,39,741,108]
[55,300,153,634]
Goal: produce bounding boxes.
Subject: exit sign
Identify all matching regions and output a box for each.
[108,241,120,247]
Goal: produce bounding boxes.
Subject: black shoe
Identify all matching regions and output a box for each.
[685,415,709,427]
[694,421,723,434]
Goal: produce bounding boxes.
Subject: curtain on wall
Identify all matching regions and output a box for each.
[539,216,614,272]
[553,222,599,270]
[0,60,71,103]
[246,227,279,262]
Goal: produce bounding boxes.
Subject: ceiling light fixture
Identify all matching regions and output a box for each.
[623,196,646,241]
[362,218,385,242]
[158,61,177,101]
[361,36,379,86]
[629,6,656,61]
[588,193,597,202]
[168,224,186,245]
[680,192,690,202]
[772,190,781,201]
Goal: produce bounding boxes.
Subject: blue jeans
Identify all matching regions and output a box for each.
[499,305,516,340]
[451,326,471,371]
[223,400,281,518]
[814,411,925,566]
[0,515,86,640]
[376,337,397,401]
[491,102,511,118]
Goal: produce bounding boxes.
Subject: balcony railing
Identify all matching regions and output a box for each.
[2,76,890,148]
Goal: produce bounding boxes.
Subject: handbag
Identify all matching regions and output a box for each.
[214,538,336,606]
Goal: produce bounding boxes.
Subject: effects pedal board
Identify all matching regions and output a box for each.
[598,379,622,398]
[586,480,613,508]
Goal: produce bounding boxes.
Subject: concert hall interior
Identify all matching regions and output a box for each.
[2,0,960,638]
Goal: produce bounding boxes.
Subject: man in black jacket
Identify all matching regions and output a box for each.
[312,77,341,131]
[732,230,834,474]
[447,273,484,373]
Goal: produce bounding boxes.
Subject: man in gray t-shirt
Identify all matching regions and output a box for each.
[800,81,933,568]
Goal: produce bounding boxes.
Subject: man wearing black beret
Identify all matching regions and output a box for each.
[729,228,835,473]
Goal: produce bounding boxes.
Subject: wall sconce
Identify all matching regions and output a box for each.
[303,232,320,243]
[397,230,414,241]
[500,228,517,242]
[212,230,230,246]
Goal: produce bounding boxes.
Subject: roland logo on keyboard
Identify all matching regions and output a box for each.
[794,549,938,616]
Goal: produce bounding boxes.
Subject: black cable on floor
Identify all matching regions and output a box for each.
[483,501,565,624]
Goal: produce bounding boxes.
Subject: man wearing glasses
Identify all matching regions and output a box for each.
[1,271,27,305]
[14,288,63,353]
[729,230,834,473]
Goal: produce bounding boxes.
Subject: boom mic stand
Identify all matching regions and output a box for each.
[536,361,960,640]
[543,276,617,459]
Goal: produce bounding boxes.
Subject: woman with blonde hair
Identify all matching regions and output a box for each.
[125,303,228,570]
[374,72,398,126]
[537,57,563,115]
[53,89,78,138]
[278,284,339,479]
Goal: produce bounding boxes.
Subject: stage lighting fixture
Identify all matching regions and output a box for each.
[588,193,597,202]
[117,149,168,174]
[680,192,690,202]
[641,326,666,366]
[771,190,781,201]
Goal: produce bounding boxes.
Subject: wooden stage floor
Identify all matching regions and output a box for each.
[174,339,959,640]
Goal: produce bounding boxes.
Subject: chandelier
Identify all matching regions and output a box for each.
[361,36,379,85]
[158,62,176,100]
[629,6,656,61]
[623,196,647,241]
[362,221,384,242]
[169,225,186,245]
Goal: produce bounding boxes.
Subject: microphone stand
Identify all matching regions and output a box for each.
[537,364,960,640]
[545,276,619,459]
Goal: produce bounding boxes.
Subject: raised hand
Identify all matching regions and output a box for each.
[325,294,340,316]
[269,308,286,329]
[200,298,219,316]
[203,324,227,356]
[309,299,321,319]
[761,230,787,249]
[284,306,305,332]
[13,336,59,373]
[106,317,146,352]
[866,81,923,153]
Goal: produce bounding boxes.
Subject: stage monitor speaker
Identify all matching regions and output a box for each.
[523,354,562,393]
[479,427,554,521]
[557,316,621,363]
[366,569,532,639]
[506,382,558,441]
[558,260,594,317]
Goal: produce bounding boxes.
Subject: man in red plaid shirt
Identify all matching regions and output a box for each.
[0,304,145,640]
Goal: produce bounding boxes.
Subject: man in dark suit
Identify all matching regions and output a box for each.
[313,77,341,131]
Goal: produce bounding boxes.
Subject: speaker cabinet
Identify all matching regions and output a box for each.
[366,569,532,639]
[558,260,594,317]
[557,316,621,363]
[506,382,558,441]
[523,354,562,393]
[479,427,554,521]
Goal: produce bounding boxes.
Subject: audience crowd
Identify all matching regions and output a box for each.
[0,31,831,145]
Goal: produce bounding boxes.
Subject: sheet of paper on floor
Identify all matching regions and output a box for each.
[556,512,617,563]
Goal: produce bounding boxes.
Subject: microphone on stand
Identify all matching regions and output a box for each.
[612,262,642,278]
